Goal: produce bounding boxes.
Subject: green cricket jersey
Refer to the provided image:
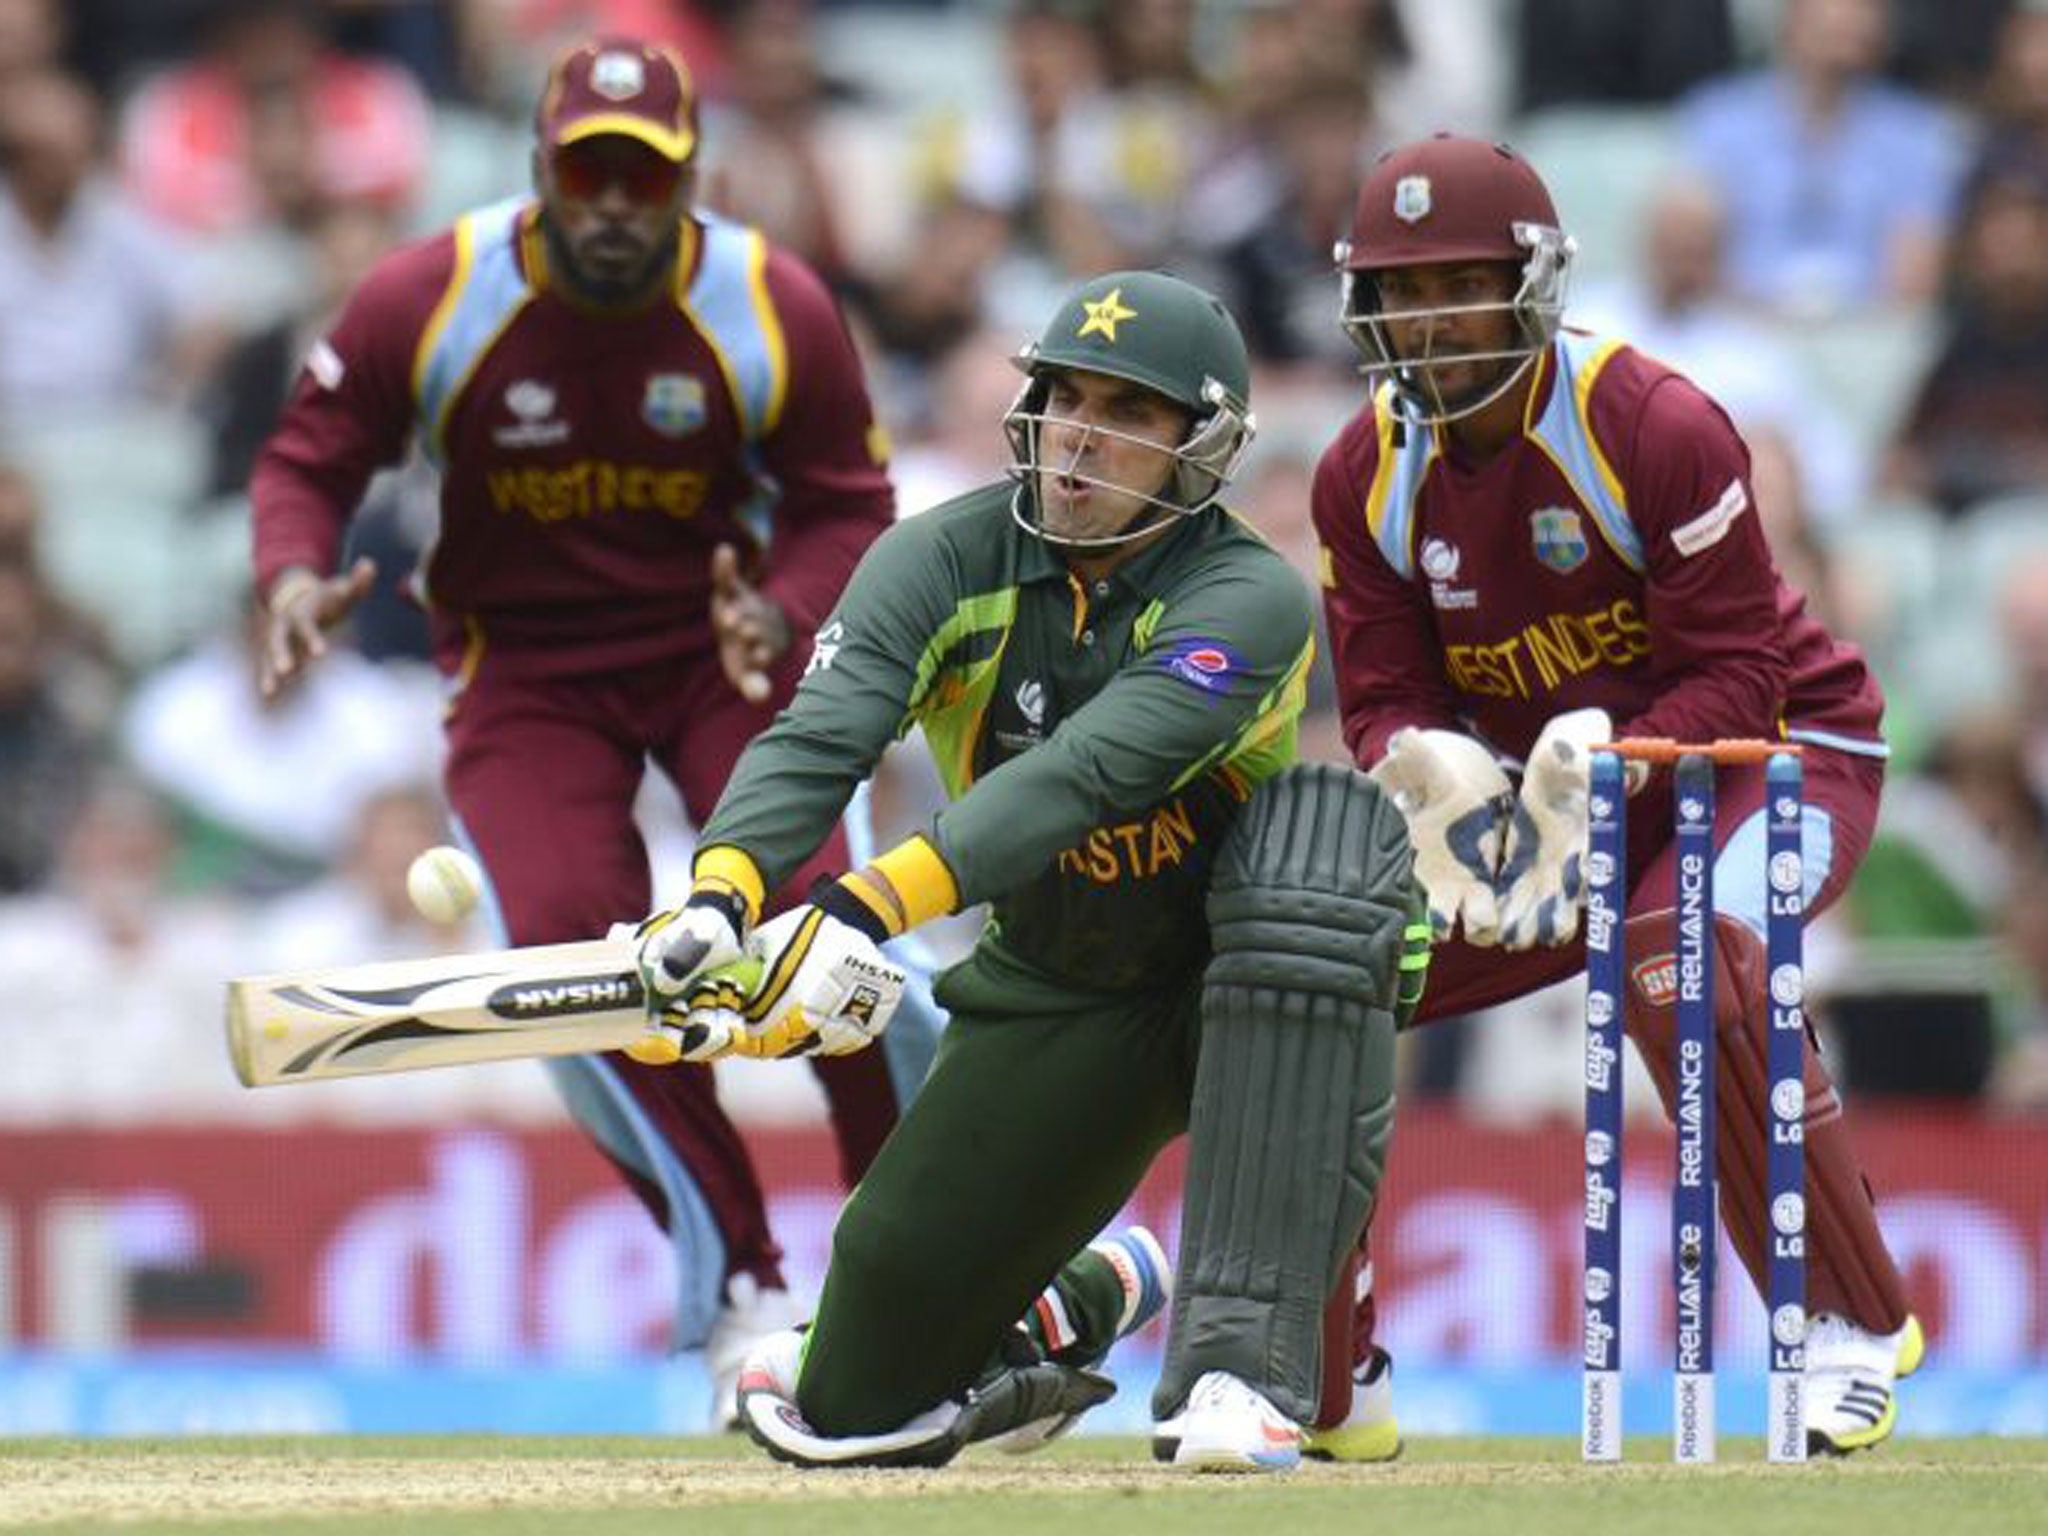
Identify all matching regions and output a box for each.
[700,483,1316,992]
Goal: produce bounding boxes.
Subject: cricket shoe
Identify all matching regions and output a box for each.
[1805,1311,1923,1455]
[987,1225,1173,1455]
[1151,1371,1304,1474]
[735,1327,963,1469]
[706,1274,810,1431]
[1302,1345,1401,1462]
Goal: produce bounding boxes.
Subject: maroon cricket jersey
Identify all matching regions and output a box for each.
[1312,331,1885,766]
[252,197,892,679]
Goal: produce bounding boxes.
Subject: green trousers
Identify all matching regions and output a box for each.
[797,944,1202,1435]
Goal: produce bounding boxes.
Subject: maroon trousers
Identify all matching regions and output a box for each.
[443,647,901,1290]
[1321,746,1894,1423]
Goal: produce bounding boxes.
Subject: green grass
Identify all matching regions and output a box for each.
[2,1436,2043,1535]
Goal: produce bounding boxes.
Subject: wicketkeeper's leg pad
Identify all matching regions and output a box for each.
[1622,910,1909,1332]
[1153,763,1414,1426]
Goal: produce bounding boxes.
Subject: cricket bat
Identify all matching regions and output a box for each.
[225,934,758,1087]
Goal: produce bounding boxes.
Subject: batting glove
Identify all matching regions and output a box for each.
[626,888,751,1064]
[1368,727,1515,946]
[726,893,908,1059]
[635,888,747,999]
[1497,707,1612,950]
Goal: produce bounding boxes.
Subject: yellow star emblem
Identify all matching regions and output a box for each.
[1076,287,1138,343]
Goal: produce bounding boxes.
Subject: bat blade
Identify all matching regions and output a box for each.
[226,939,653,1086]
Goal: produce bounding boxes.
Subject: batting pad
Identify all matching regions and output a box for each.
[1154,764,1410,1425]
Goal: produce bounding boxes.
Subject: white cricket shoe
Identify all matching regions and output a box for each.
[705,1274,809,1431]
[1152,1370,1304,1474]
[735,1326,965,1469]
[1303,1345,1401,1462]
[1805,1311,1923,1455]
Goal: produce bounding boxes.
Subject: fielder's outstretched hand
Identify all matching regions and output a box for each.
[1497,707,1611,950]
[258,558,376,699]
[710,543,791,706]
[1368,726,1515,946]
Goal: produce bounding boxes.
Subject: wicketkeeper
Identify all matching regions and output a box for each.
[632,270,1431,1471]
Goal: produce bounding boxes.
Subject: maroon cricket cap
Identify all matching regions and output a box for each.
[1341,134,1560,272]
[535,38,699,164]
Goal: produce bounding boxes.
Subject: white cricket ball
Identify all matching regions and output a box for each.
[406,845,483,925]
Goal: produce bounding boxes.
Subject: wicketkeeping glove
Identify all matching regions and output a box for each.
[714,902,909,1059]
[1368,726,1515,946]
[1497,707,1612,951]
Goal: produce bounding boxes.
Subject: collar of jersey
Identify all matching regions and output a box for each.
[1012,506,1208,599]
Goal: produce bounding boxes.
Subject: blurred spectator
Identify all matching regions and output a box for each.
[1746,423,1849,635]
[885,324,1034,515]
[1888,0,2021,100]
[200,192,433,665]
[933,0,1220,324]
[205,195,402,498]
[1883,155,2048,514]
[1988,862,2048,1113]
[1998,557,2048,816]
[1830,707,2043,1097]
[698,0,871,289]
[1186,74,1378,368]
[1295,0,1503,139]
[1975,0,2048,166]
[1676,0,1965,316]
[258,781,483,966]
[0,0,61,86]
[325,0,471,99]
[121,594,441,893]
[118,0,431,238]
[0,467,124,725]
[0,774,244,1124]
[1570,178,1866,530]
[0,560,95,894]
[1517,0,1735,114]
[0,70,226,419]
[0,462,33,561]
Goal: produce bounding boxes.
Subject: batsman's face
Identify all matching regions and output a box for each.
[1375,260,1521,411]
[537,135,691,304]
[1033,369,1189,546]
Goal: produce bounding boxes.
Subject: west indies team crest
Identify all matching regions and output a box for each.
[643,373,707,437]
[1530,505,1589,574]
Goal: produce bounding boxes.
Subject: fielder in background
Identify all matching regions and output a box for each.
[632,270,1430,1472]
[249,36,936,1423]
[1312,134,1921,1457]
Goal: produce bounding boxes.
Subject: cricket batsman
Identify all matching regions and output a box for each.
[630,269,1432,1472]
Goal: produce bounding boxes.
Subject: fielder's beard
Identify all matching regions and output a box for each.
[542,216,680,310]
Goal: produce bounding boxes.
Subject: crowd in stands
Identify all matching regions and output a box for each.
[4,0,2048,1126]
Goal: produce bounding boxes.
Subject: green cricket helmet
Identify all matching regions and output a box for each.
[1003,270,1257,547]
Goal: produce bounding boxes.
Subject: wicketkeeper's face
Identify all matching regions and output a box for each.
[1373,260,1522,413]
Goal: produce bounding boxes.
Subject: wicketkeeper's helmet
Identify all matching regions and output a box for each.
[1334,134,1575,426]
